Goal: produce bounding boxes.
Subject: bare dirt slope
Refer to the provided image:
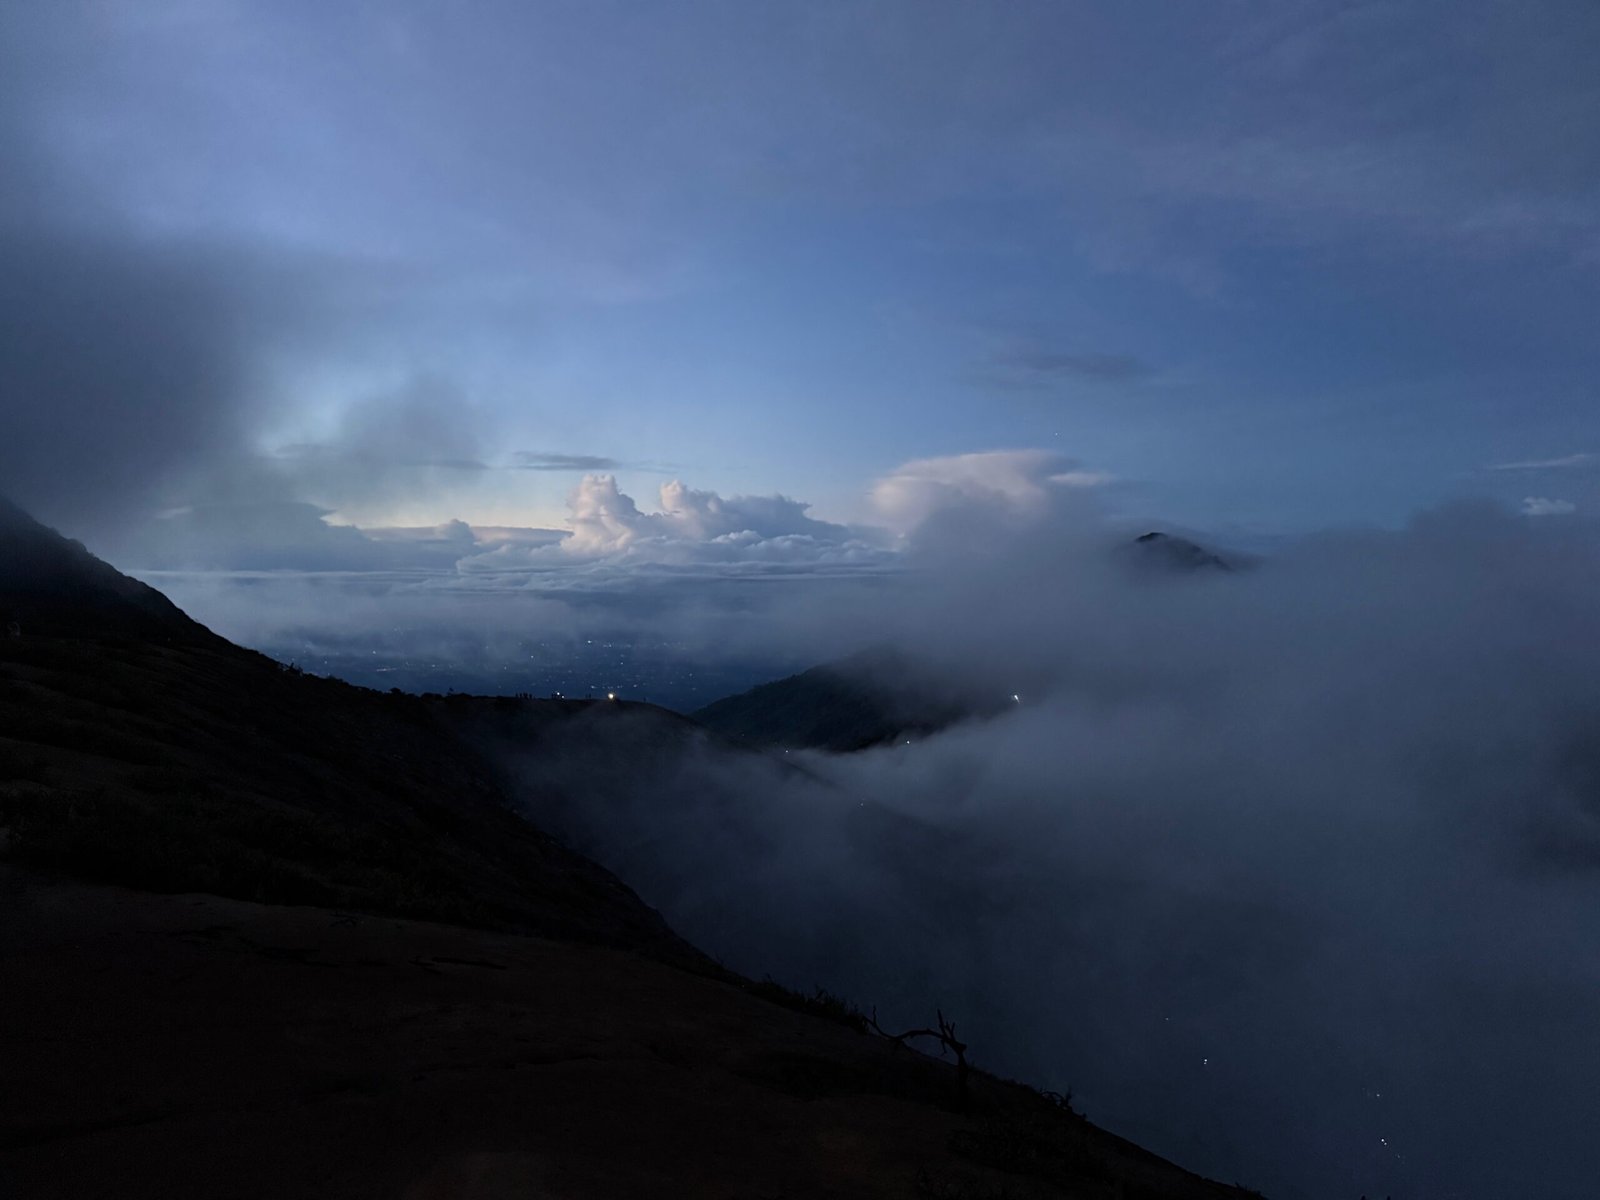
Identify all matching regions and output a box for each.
[1,867,1260,1200]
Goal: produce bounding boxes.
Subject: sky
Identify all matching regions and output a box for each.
[3,0,1599,564]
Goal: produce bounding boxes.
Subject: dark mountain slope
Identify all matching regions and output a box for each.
[0,499,689,957]
[0,497,221,644]
[0,634,691,956]
[693,646,1001,752]
[2,867,1262,1200]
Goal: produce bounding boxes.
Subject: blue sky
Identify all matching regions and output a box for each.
[4,0,1599,545]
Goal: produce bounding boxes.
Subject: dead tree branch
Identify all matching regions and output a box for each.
[867,1006,970,1112]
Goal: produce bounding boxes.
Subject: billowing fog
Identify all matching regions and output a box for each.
[491,494,1600,1200]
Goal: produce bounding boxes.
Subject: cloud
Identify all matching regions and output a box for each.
[869,450,1114,535]
[1491,453,1596,471]
[558,474,883,563]
[509,452,624,471]
[0,218,304,541]
[969,345,1151,390]
[126,501,383,572]
[139,455,1027,698]
[366,520,568,551]
[138,452,1120,672]
[267,376,490,521]
[121,502,551,573]
[362,519,479,548]
[0,54,482,548]
[487,493,1600,1200]
[1522,496,1577,516]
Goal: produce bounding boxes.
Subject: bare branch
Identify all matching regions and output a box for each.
[867,1005,971,1113]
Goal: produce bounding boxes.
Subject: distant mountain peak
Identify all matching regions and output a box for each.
[1127,530,1234,572]
[691,644,1003,753]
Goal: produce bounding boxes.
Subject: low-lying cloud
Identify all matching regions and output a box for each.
[557,474,875,560]
[138,454,1116,680]
[133,464,916,707]
[482,490,1600,1200]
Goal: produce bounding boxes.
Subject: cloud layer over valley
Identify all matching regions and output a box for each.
[479,486,1600,1200]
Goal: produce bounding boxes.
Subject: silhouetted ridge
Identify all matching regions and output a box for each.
[0,492,698,957]
[0,495,216,644]
[693,647,999,752]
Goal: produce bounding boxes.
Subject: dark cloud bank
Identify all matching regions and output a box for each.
[482,494,1600,1200]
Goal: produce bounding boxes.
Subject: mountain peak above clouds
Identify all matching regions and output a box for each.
[1126,530,1235,573]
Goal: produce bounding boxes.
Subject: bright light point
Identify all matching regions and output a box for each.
[1012,694,1021,703]
[607,692,616,701]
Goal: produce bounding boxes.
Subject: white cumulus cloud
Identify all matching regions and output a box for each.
[869,450,1114,535]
